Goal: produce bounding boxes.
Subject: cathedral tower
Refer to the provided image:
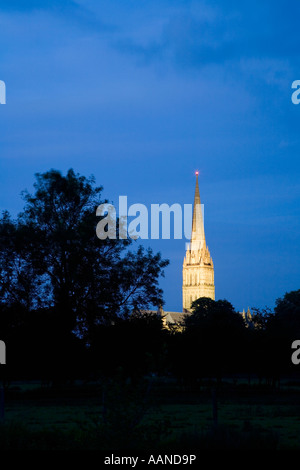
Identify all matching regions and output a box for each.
[182,172,215,310]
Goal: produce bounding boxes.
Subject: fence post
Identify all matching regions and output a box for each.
[212,386,218,427]
[0,387,4,421]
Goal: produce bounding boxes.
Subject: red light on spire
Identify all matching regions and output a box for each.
[195,171,199,176]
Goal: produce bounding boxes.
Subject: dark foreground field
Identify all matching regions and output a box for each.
[1,376,300,451]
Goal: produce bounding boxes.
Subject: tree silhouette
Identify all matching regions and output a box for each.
[0,169,169,381]
[179,297,247,383]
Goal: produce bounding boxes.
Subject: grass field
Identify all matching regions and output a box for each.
[1,378,300,450]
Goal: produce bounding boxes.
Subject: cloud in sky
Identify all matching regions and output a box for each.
[0,0,299,311]
[0,0,78,11]
[108,1,300,69]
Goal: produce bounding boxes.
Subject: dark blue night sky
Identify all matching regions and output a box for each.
[1,0,300,312]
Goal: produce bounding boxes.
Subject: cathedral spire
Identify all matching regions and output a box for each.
[190,171,205,250]
[182,171,215,310]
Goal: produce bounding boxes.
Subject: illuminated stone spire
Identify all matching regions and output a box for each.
[190,171,205,251]
[182,171,215,311]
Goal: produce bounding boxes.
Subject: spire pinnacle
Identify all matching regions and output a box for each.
[190,171,205,249]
